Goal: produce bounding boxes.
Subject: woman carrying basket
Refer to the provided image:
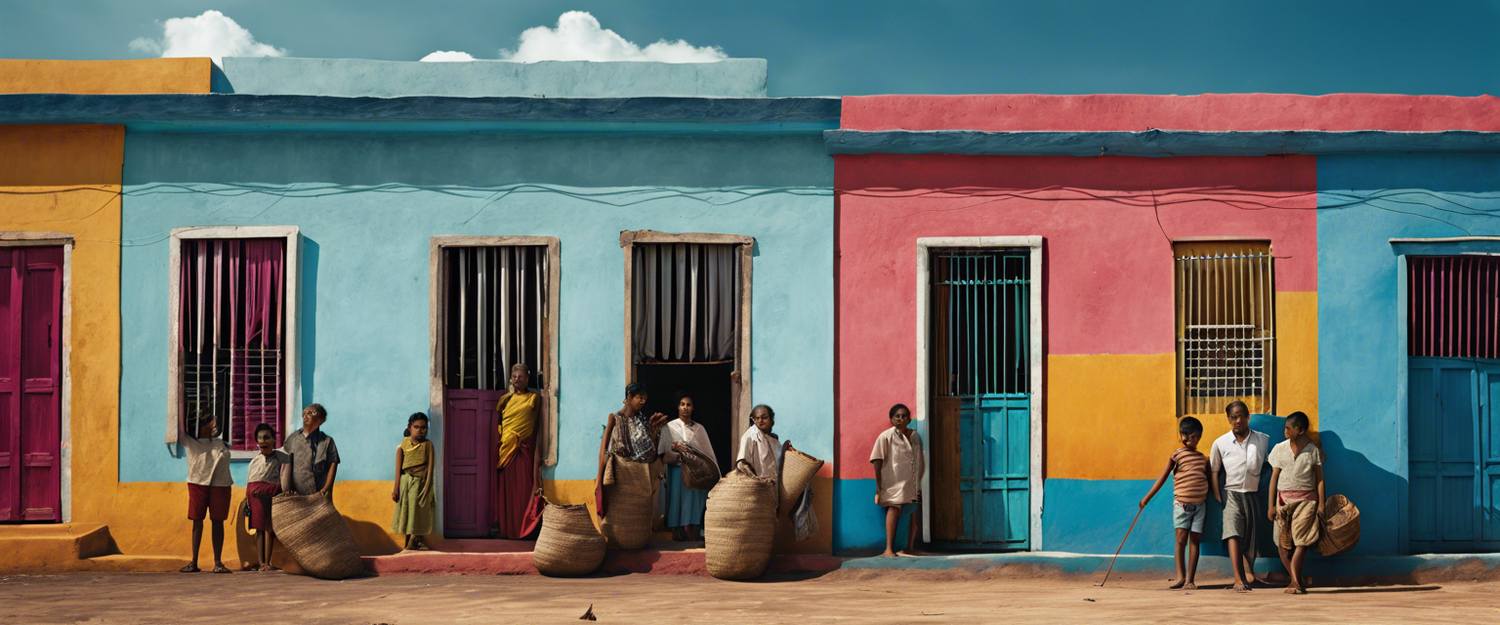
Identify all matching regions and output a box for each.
[658,390,718,542]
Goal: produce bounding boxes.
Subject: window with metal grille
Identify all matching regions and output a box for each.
[1174,242,1276,416]
[631,243,739,364]
[179,239,286,450]
[1408,255,1500,359]
[930,250,1031,397]
[445,246,548,390]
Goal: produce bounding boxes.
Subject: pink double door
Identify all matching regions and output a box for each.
[0,246,63,523]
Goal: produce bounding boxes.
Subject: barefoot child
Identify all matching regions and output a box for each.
[870,404,925,558]
[1268,411,1324,595]
[178,411,233,574]
[391,412,436,550]
[1209,400,1270,591]
[1139,416,1217,589]
[737,404,792,483]
[245,424,288,571]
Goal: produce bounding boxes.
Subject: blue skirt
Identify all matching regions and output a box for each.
[660,464,709,527]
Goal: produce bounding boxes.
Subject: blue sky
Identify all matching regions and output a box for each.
[3,1,1498,96]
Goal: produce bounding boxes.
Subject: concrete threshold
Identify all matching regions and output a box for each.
[837,551,1500,584]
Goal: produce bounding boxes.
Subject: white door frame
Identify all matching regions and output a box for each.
[0,232,74,522]
[915,236,1044,549]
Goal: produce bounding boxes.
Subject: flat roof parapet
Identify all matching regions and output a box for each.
[218,57,768,98]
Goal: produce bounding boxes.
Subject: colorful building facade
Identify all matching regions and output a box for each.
[3,58,1500,571]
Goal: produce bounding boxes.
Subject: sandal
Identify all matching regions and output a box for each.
[179,564,200,573]
[211,564,232,574]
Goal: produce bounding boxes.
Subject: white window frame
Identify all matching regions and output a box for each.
[915,236,1044,549]
[166,226,301,460]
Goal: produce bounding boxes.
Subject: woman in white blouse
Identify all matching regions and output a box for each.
[658,390,718,542]
[736,404,792,485]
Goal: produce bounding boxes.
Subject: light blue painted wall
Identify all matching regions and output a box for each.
[1318,153,1500,554]
[118,132,832,485]
[218,57,768,98]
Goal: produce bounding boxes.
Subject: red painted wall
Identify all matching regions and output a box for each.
[834,154,1316,480]
[842,94,1500,132]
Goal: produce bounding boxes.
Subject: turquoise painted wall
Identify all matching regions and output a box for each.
[118,132,833,485]
[1317,153,1500,554]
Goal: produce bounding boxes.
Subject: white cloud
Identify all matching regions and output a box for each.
[420,11,726,63]
[130,10,286,64]
[420,50,478,63]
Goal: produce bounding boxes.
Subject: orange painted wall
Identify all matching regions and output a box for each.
[0,59,213,94]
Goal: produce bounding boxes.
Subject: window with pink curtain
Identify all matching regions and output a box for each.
[180,239,286,450]
[1409,255,1500,359]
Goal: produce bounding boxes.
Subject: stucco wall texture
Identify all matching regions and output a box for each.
[117,131,835,557]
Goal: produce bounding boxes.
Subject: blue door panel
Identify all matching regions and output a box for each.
[1408,357,1500,552]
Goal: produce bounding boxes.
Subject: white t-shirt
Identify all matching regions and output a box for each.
[1209,429,1269,493]
[870,427,925,507]
[1269,439,1324,492]
[248,450,289,485]
[180,436,233,487]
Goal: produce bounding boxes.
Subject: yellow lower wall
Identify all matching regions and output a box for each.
[1047,291,1318,480]
[0,59,212,94]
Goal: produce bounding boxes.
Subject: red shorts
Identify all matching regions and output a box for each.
[187,483,231,521]
[246,481,281,531]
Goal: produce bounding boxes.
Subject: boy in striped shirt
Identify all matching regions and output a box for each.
[1140,416,1219,590]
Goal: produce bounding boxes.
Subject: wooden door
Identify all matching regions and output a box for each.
[0,246,63,523]
[1408,357,1500,552]
[442,389,504,537]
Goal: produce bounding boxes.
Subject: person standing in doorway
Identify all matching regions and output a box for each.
[658,390,717,542]
[494,363,544,539]
[1209,400,1270,592]
[871,404,925,558]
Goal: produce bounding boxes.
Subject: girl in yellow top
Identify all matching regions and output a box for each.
[391,412,435,550]
[495,363,545,538]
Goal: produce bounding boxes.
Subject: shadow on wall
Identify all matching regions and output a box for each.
[123,133,832,189]
[300,237,318,407]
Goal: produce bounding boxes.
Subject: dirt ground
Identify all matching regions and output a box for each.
[3,570,1498,625]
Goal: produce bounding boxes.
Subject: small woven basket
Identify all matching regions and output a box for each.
[779,448,824,515]
[679,444,721,491]
[270,492,363,580]
[532,499,607,577]
[1317,494,1361,557]
[705,460,778,580]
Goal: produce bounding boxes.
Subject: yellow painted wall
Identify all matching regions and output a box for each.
[0,124,123,535]
[0,59,213,94]
[1047,292,1318,481]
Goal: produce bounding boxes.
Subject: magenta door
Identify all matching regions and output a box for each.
[443,389,504,537]
[0,246,63,523]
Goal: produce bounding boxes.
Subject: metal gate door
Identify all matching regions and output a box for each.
[0,246,63,523]
[931,249,1030,549]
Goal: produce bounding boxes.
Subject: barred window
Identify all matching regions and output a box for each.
[1175,242,1276,417]
[1408,255,1500,359]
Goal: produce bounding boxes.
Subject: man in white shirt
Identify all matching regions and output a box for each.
[1208,400,1269,592]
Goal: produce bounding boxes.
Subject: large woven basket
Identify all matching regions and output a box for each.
[679,445,721,491]
[270,492,363,580]
[599,457,655,549]
[1317,494,1361,557]
[779,448,824,516]
[705,460,779,580]
[533,500,607,577]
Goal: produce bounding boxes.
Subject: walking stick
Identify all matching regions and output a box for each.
[1098,506,1145,587]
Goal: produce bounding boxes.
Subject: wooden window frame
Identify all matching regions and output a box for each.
[915,236,1044,549]
[0,232,74,522]
[1172,240,1277,418]
[166,226,301,461]
[620,230,754,460]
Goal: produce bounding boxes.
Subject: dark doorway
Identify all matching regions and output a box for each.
[636,362,734,475]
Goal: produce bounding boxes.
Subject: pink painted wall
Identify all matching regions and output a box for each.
[834,154,1316,480]
[842,94,1500,132]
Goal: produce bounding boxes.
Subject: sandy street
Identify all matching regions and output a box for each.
[2,570,1498,625]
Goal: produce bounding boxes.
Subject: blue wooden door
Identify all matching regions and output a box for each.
[933,250,1030,550]
[1408,357,1500,552]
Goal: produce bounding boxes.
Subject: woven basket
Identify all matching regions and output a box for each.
[599,457,655,549]
[705,460,779,580]
[532,500,607,577]
[779,448,824,516]
[270,492,363,580]
[679,445,721,491]
[1317,494,1361,557]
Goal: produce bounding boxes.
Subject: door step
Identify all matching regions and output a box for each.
[0,523,113,573]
